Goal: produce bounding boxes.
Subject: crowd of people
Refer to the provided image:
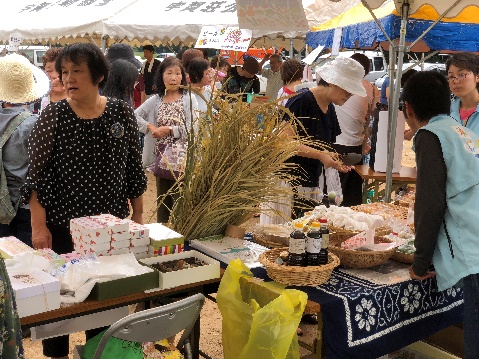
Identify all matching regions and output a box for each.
[2,42,479,358]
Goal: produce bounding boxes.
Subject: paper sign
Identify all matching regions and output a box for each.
[196,26,252,52]
[196,26,224,49]
[8,32,21,52]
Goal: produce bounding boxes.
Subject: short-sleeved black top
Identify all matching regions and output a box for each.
[21,98,147,228]
[285,89,342,187]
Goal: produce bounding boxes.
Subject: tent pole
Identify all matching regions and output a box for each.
[290,38,294,59]
[385,1,410,203]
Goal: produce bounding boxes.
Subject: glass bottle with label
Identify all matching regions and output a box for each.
[318,218,329,265]
[288,222,306,266]
[305,221,322,266]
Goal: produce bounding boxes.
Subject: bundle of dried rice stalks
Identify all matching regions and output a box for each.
[160,87,337,240]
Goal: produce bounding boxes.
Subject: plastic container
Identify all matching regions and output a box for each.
[288,222,306,266]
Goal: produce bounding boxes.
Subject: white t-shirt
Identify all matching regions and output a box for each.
[193,86,212,117]
[335,79,379,147]
[261,69,282,100]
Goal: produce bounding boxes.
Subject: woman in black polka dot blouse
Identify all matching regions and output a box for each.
[21,43,147,359]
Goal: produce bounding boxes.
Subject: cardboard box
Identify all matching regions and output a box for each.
[140,250,220,290]
[126,219,150,238]
[130,237,150,247]
[0,236,35,258]
[129,245,149,254]
[9,270,61,317]
[145,223,184,248]
[87,263,159,301]
[111,231,131,242]
[89,214,129,233]
[110,239,130,250]
[148,243,184,256]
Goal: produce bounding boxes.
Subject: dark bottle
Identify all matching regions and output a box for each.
[305,221,322,266]
[318,218,329,265]
[288,222,306,266]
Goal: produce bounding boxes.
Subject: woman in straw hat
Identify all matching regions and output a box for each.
[281,56,366,219]
[0,53,50,359]
[0,53,49,247]
[20,43,147,359]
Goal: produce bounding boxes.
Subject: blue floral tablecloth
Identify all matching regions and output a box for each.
[252,265,464,359]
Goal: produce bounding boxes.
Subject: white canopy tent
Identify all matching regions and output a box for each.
[101,0,342,52]
[1,0,368,51]
[0,0,136,45]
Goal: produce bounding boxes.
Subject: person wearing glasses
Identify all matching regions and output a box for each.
[447,52,479,135]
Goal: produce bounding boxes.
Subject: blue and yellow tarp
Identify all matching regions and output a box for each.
[306,0,479,52]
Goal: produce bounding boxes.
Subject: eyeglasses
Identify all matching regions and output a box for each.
[447,72,471,83]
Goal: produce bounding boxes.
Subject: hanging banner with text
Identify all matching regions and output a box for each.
[196,26,252,52]
[236,0,308,31]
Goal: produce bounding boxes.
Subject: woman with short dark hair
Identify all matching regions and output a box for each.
[22,43,147,359]
[188,57,214,115]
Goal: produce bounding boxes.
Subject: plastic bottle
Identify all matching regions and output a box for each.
[305,221,322,266]
[288,222,306,266]
[318,218,329,265]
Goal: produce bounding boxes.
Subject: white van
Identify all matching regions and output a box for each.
[18,45,49,68]
[313,50,387,83]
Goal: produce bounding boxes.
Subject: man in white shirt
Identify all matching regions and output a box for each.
[334,53,379,206]
[259,54,283,100]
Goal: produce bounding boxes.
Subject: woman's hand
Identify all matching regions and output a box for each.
[31,224,52,249]
[320,153,353,173]
[152,126,171,139]
[409,266,436,280]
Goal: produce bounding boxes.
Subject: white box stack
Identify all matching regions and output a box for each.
[70,215,150,259]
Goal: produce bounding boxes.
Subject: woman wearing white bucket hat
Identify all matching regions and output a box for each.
[282,56,366,218]
[0,53,49,246]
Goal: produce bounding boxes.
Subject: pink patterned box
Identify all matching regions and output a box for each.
[125,219,150,239]
[130,237,150,247]
[70,217,110,243]
[90,214,129,233]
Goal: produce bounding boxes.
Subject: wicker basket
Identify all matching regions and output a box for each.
[253,232,285,249]
[329,235,396,268]
[391,250,414,264]
[258,247,340,286]
[252,224,291,249]
[328,225,361,243]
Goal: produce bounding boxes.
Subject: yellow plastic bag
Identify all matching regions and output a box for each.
[217,259,307,359]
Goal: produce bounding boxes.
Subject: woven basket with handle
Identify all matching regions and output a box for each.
[258,247,340,286]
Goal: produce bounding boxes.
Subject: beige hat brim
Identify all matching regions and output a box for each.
[0,54,51,104]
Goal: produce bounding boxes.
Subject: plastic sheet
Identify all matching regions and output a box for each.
[216,259,307,359]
